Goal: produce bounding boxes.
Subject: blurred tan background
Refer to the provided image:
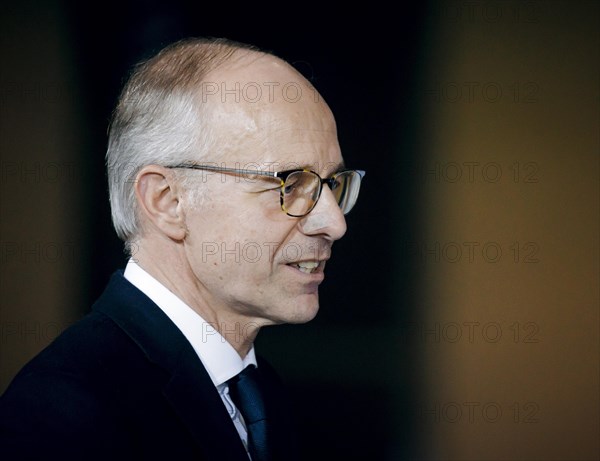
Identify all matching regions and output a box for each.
[1,1,598,460]
[410,2,599,460]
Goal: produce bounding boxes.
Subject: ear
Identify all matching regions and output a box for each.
[134,165,187,241]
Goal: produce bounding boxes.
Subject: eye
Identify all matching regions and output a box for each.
[283,175,301,194]
[331,175,347,190]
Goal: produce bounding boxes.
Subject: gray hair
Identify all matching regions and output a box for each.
[106,37,263,252]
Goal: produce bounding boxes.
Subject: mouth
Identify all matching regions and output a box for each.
[286,260,326,275]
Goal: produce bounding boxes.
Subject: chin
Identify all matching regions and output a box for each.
[261,292,320,325]
[286,298,320,324]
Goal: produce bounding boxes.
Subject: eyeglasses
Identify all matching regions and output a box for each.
[165,163,366,217]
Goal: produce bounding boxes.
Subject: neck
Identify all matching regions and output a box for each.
[131,240,261,358]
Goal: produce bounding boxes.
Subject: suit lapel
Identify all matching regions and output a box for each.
[93,271,249,460]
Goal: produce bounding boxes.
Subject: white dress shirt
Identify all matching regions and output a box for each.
[123,260,256,455]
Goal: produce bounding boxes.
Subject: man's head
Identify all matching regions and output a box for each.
[106,38,363,341]
[107,38,261,245]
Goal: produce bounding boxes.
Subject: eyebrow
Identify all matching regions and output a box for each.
[165,162,349,178]
[292,162,347,176]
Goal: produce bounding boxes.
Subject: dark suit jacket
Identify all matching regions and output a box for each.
[0,271,299,460]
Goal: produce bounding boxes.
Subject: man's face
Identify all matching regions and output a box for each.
[180,56,347,328]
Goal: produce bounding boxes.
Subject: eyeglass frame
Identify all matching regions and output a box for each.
[164,163,366,217]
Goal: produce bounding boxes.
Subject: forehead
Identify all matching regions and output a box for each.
[199,53,343,172]
[255,127,342,173]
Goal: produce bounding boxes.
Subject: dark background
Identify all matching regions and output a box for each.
[71,4,426,460]
[72,3,427,460]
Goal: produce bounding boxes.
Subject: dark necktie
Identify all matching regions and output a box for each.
[228,365,272,461]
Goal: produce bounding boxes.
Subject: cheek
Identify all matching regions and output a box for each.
[184,198,300,266]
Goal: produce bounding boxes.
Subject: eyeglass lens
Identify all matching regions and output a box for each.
[282,171,362,217]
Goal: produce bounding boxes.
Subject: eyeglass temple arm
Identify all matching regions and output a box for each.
[167,163,365,180]
[166,163,278,178]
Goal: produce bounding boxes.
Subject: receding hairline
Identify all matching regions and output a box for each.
[123,38,275,95]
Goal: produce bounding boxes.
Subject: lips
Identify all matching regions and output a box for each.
[285,257,328,276]
[281,243,330,277]
[289,260,320,274]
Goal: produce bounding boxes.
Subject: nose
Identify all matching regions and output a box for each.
[298,184,347,241]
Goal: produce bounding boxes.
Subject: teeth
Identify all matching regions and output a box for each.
[295,261,319,273]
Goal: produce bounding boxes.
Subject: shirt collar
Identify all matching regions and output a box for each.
[123,260,257,386]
